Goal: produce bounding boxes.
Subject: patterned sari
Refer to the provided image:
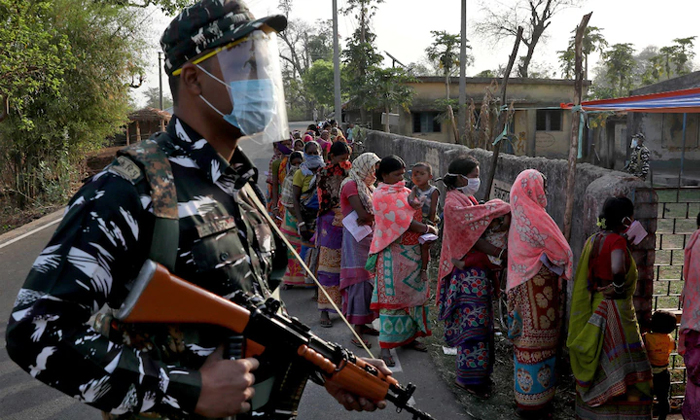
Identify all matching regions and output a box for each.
[506,169,573,413]
[437,191,510,387]
[681,229,700,418]
[567,235,652,419]
[368,181,431,349]
[316,163,348,312]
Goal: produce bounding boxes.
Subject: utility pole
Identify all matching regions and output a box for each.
[158,51,163,110]
[333,0,342,124]
[458,0,467,144]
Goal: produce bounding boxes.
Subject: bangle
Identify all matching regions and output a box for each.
[424,224,430,233]
[297,222,306,227]
[497,248,506,260]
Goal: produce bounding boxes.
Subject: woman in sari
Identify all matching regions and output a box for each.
[267,139,293,221]
[568,196,652,419]
[315,142,352,327]
[680,212,700,419]
[368,156,437,367]
[340,152,381,348]
[506,169,573,419]
[436,156,510,399]
[281,142,325,287]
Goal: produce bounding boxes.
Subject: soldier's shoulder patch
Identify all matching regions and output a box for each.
[109,156,144,185]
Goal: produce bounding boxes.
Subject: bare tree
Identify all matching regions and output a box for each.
[474,0,580,78]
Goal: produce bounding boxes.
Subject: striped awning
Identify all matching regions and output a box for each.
[561,87,700,113]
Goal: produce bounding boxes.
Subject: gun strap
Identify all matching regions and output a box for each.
[242,184,374,358]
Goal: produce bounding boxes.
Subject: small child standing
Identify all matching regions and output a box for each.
[643,310,678,420]
[409,162,440,282]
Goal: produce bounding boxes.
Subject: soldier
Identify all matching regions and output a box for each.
[626,132,650,181]
[5,1,389,419]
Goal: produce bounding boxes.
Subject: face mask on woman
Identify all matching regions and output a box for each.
[456,177,481,196]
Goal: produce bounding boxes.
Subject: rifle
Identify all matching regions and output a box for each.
[116,260,436,420]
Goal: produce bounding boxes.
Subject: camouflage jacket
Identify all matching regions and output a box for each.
[628,145,650,180]
[6,116,287,419]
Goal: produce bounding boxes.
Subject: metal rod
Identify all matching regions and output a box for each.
[332,0,342,126]
[158,51,163,110]
[678,113,687,201]
[458,0,467,143]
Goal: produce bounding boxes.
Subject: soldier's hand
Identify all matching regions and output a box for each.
[195,345,259,417]
[324,358,390,412]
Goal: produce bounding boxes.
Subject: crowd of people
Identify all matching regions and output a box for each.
[267,136,700,420]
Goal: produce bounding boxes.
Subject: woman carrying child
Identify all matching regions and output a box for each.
[437,155,510,399]
[506,169,573,419]
[315,142,352,327]
[340,153,382,348]
[368,155,437,367]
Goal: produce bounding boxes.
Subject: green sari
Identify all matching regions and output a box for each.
[567,234,652,419]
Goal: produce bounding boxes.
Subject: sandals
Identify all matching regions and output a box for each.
[403,340,428,352]
[319,318,332,328]
[360,325,380,336]
[454,381,492,399]
[381,354,395,367]
[351,338,372,349]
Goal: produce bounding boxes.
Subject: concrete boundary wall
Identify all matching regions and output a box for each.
[364,130,657,324]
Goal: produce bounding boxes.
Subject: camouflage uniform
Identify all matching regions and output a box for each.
[628,145,651,181]
[6,116,287,419]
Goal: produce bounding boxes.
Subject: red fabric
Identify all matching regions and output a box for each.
[340,181,359,217]
[589,233,628,281]
[437,190,510,303]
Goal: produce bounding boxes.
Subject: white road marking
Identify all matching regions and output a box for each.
[3,394,76,420]
[0,218,63,250]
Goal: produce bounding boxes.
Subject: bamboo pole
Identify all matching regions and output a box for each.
[447,105,459,143]
[563,12,593,241]
[484,27,523,200]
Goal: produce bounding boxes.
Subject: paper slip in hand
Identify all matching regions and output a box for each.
[342,211,373,242]
[419,233,438,244]
[442,346,457,356]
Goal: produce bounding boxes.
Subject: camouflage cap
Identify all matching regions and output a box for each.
[160,0,287,76]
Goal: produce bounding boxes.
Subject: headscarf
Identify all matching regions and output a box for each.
[437,191,510,303]
[340,153,380,212]
[506,169,573,291]
[369,181,414,255]
[303,134,314,143]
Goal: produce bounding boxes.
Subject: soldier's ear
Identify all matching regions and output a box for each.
[180,63,203,97]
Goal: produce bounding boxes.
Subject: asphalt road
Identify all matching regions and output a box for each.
[0,122,466,419]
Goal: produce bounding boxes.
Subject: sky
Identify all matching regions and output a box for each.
[132,0,700,107]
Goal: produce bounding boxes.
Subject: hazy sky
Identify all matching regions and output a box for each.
[133,0,700,106]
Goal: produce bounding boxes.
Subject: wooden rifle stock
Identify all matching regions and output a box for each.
[116,260,436,419]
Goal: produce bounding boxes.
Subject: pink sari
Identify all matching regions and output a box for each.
[681,230,700,419]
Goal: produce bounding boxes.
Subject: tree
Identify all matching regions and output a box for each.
[98,0,195,15]
[303,59,348,111]
[143,87,173,110]
[425,31,473,99]
[475,0,580,78]
[369,67,416,133]
[475,69,497,78]
[342,0,385,123]
[672,36,696,75]
[0,0,150,207]
[558,26,607,80]
[602,43,636,97]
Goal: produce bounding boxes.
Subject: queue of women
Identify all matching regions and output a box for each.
[267,131,700,419]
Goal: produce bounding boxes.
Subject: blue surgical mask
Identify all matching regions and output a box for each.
[197,65,276,136]
[631,139,638,149]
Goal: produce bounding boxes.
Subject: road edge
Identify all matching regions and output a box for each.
[0,209,65,248]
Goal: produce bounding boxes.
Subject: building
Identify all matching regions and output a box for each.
[626,71,700,179]
[394,76,590,159]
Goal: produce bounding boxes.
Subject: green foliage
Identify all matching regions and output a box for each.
[0,0,150,208]
[370,67,416,113]
[97,0,195,15]
[303,60,348,110]
[474,69,497,78]
[143,86,174,110]
[557,26,608,79]
[601,43,636,98]
[425,31,462,78]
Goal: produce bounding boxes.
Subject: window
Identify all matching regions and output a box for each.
[536,110,563,131]
[412,112,441,133]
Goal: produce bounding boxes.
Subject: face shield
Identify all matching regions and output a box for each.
[198,30,289,144]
